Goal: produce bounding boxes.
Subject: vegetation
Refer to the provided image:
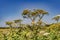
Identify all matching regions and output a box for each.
[0,9,60,40]
[52,15,60,22]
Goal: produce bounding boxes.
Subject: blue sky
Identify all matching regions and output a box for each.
[0,0,60,27]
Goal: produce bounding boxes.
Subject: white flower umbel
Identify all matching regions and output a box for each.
[58,31,60,33]
[43,32,50,36]
[39,31,45,34]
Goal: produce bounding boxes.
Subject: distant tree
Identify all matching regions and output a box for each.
[52,15,60,22]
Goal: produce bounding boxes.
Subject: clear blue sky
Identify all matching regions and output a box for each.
[0,0,60,27]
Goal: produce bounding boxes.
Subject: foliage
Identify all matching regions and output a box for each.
[0,23,60,40]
